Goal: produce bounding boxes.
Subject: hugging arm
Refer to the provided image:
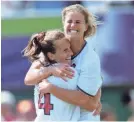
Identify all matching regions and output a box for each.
[39,55,102,112]
[24,60,52,85]
[46,84,101,111]
[25,60,101,112]
[24,61,74,85]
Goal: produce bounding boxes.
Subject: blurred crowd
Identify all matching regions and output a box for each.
[1,1,82,19]
[121,89,134,121]
[1,89,134,121]
[2,1,134,19]
[1,91,36,121]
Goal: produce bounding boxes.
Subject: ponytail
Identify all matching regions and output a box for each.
[22,30,65,64]
[22,32,46,62]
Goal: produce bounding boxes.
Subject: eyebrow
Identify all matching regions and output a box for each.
[67,19,84,23]
[67,19,81,21]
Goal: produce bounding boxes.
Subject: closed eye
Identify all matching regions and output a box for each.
[67,20,72,23]
[76,21,80,24]
[64,49,68,52]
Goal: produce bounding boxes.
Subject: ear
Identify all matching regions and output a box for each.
[84,24,88,32]
[47,52,55,61]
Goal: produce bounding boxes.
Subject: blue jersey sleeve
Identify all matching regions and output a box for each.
[77,52,102,96]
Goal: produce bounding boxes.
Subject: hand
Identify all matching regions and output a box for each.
[48,63,75,81]
[93,102,102,116]
[38,79,52,98]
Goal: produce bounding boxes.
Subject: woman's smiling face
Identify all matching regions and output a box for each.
[63,11,88,40]
[48,38,73,64]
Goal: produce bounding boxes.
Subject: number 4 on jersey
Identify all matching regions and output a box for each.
[38,93,53,115]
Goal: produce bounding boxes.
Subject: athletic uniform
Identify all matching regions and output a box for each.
[34,66,80,121]
[34,40,102,121]
[72,41,102,121]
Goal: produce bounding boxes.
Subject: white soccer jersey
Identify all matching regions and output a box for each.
[34,67,80,121]
[72,41,102,121]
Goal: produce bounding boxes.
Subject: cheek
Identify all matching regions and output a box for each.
[61,54,66,59]
[56,54,64,61]
[61,53,67,60]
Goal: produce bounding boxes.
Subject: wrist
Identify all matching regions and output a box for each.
[47,66,53,76]
[38,67,46,76]
[49,83,55,93]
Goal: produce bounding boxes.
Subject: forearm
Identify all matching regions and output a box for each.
[24,67,51,85]
[49,84,99,111]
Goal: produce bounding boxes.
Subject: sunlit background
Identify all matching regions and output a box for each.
[1,1,134,121]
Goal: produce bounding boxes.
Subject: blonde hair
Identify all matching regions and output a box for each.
[62,4,98,38]
[22,30,65,63]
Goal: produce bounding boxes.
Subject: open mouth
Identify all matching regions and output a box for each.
[66,57,71,60]
[68,29,79,34]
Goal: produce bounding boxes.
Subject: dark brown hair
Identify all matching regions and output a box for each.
[22,30,65,64]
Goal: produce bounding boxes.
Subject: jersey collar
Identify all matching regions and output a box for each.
[71,41,87,60]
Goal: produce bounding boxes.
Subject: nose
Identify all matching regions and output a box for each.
[70,22,76,27]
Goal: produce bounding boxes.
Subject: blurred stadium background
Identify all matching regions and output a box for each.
[1,1,134,121]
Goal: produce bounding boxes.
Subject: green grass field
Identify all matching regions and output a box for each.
[2,17,63,36]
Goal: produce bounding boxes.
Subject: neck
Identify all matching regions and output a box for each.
[70,38,85,56]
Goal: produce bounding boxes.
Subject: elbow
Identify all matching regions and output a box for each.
[24,79,30,85]
[24,76,39,86]
[24,77,32,85]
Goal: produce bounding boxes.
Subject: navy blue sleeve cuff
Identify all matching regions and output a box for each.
[77,85,95,97]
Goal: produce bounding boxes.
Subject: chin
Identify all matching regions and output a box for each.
[71,33,80,37]
[69,35,78,39]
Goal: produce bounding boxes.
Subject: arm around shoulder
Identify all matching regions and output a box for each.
[24,61,51,85]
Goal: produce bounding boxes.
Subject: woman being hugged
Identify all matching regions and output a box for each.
[23,30,81,121]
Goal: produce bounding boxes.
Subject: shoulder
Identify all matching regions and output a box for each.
[81,41,99,59]
[82,44,100,69]
[30,60,42,69]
